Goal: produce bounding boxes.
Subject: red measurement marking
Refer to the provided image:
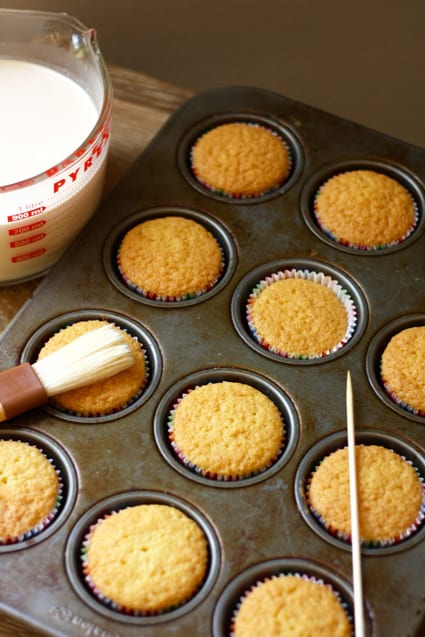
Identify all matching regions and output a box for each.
[11,248,47,263]
[8,220,47,235]
[0,177,35,193]
[7,206,46,222]
[53,127,110,193]
[10,233,46,248]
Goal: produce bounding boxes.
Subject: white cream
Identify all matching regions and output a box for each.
[0,59,111,283]
[0,59,99,186]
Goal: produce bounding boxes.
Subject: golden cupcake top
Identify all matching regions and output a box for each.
[248,276,350,358]
[231,574,352,637]
[191,122,290,197]
[307,444,424,543]
[118,216,223,299]
[0,439,60,540]
[314,169,416,248]
[170,381,284,478]
[37,320,146,416]
[83,503,208,613]
[381,326,425,414]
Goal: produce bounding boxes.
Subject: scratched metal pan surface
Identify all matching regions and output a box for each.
[0,86,425,637]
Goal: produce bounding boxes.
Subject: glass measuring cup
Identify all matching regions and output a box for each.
[0,9,113,284]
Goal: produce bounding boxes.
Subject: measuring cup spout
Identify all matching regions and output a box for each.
[84,28,98,47]
[88,28,102,57]
[72,27,98,55]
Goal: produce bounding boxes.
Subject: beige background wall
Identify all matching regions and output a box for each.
[3,0,425,147]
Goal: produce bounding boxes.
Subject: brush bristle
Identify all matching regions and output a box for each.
[32,324,135,396]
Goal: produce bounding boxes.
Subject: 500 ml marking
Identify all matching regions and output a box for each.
[49,605,121,637]
[10,232,46,248]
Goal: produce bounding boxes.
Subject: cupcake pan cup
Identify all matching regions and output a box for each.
[65,490,221,626]
[366,313,425,424]
[0,85,424,636]
[231,257,368,364]
[300,158,425,254]
[295,429,425,556]
[212,557,374,637]
[20,309,163,424]
[0,428,78,553]
[103,206,238,307]
[178,111,305,203]
[153,367,300,487]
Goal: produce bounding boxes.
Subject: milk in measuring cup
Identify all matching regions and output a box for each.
[0,59,111,284]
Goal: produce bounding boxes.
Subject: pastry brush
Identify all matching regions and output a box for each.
[0,324,135,422]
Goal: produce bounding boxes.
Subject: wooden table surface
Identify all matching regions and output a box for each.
[0,64,192,637]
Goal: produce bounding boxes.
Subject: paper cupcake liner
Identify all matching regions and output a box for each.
[246,268,358,360]
[380,377,425,418]
[229,571,354,636]
[117,245,225,302]
[313,181,419,251]
[49,336,149,418]
[305,448,425,547]
[81,508,200,616]
[190,122,293,199]
[81,510,149,616]
[0,441,63,546]
[167,386,285,481]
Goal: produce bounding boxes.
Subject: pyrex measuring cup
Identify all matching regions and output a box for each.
[0,9,113,284]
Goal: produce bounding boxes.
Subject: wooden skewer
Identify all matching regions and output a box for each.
[346,371,365,637]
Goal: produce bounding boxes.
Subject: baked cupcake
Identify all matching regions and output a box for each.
[314,169,417,249]
[117,216,223,301]
[307,444,425,546]
[190,122,291,198]
[36,319,147,417]
[381,326,425,416]
[246,270,356,359]
[231,573,352,637]
[168,381,285,480]
[0,439,62,544]
[82,503,208,615]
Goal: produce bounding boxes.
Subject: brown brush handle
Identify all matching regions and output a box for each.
[0,363,48,422]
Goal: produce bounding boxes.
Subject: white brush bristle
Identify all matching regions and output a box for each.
[32,324,135,396]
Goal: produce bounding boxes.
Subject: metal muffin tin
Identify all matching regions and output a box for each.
[0,86,424,636]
